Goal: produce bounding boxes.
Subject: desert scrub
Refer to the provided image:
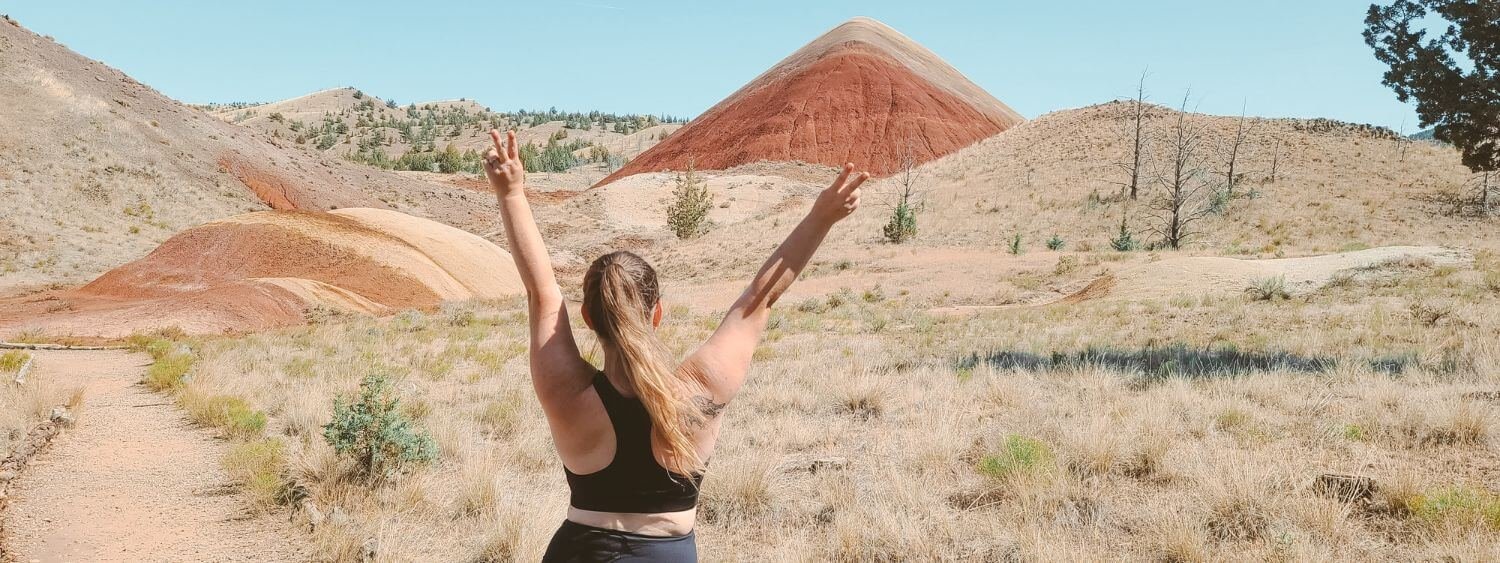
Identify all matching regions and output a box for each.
[0,350,30,372]
[223,438,294,511]
[1245,275,1290,301]
[978,434,1054,480]
[323,373,437,479]
[182,392,267,439]
[139,339,195,391]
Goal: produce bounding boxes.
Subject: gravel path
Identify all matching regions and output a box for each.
[1,350,307,562]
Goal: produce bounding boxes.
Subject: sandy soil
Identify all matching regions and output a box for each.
[1077,245,1470,302]
[0,349,307,562]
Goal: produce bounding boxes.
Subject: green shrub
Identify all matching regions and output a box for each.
[323,374,438,479]
[666,165,713,239]
[882,201,917,244]
[1110,217,1138,252]
[1046,234,1065,251]
[1008,233,1023,255]
[978,435,1054,480]
[1207,188,1230,215]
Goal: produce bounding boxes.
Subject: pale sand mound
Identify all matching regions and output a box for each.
[0,209,523,339]
[1067,246,1469,303]
[596,17,1024,186]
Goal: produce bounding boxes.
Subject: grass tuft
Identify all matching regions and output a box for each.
[0,350,30,372]
[978,435,1054,481]
[183,392,267,439]
[223,438,293,511]
[1245,275,1290,301]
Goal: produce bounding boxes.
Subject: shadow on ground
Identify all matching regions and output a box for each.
[955,344,1419,382]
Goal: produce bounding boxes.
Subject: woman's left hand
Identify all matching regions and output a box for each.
[484,129,526,199]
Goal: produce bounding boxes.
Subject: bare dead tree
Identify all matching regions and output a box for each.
[1478,171,1493,217]
[1393,118,1411,162]
[1268,138,1284,184]
[1114,71,1151,200]
[883,132,921,243]
[1148,91,1214,250]
[1220,102,1253,200]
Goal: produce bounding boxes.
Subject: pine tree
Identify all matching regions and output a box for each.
[666,164,713,239]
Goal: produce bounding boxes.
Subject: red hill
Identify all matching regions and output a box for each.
[596,17,1023,185]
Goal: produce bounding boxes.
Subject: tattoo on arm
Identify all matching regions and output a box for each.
[694,395,726,418]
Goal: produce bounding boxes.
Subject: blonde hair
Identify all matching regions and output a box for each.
[582,251,707,476]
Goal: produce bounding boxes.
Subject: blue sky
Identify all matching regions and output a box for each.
[4,0,1423,130]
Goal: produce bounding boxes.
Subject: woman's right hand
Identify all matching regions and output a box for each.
[809,163,869,225]
[484,129,527,199]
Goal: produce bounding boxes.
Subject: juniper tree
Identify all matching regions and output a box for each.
[1366,0,1499,215]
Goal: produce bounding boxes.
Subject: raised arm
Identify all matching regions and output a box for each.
[484,130,592,399]
[689,163,868,397]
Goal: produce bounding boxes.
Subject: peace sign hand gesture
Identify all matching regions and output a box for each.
[810,163,869,225]
[484,129,526,199]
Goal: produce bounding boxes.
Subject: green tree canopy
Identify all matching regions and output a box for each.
[1365,0,1499,173]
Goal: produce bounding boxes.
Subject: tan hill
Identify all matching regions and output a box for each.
[534,101,1482,314]
[208,87,684,172]
[864,102,1479,257]
[0,208,523,339]
[596,16,1025,186]
[0,18,485,291]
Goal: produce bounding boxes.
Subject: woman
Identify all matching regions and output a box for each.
[482,129,866,561]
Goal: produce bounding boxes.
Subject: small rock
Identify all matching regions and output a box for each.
[1314,473,1375,502]
[0,470,18,482]
[329,506,350,527]
[302,500,325,529]
[49,407,75,428]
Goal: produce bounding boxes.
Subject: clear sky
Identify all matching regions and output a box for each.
[4,0,1422,130]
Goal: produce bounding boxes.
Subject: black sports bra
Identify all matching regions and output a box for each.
[564,371,704,513]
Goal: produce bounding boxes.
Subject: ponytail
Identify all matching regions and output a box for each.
[583,251,707,476]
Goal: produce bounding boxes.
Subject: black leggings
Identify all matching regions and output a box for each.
[542,520,697,562]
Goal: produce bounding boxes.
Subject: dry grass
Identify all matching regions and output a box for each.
[0,360,81,458]
[62,257,1447,560]
[170,249,1500,561]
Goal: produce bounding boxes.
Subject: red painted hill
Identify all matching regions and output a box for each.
[595,17,1023,186]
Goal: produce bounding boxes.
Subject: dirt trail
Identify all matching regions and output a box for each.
[1,350,306,562]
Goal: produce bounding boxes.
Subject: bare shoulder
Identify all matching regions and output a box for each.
[532,356,600,409]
